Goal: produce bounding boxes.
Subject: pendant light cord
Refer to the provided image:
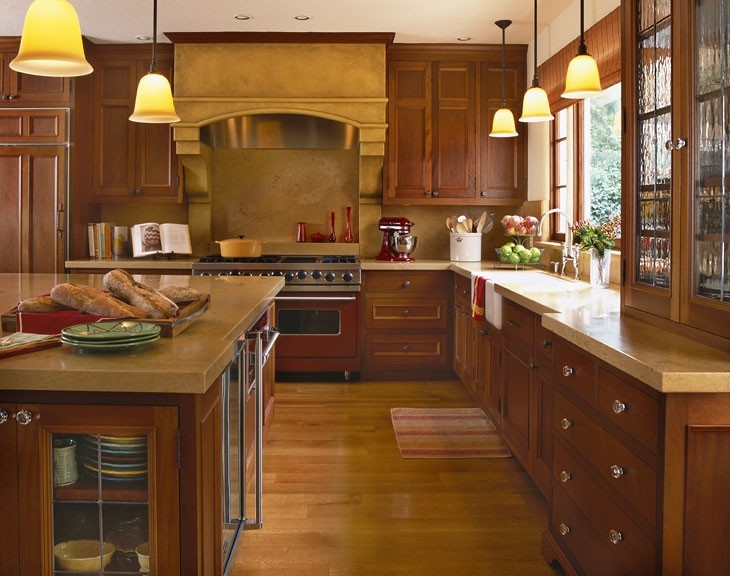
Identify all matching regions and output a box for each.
[531,0,539,88]
[578,0,588,56]
[150,0,158,72]
[495,20,511,108]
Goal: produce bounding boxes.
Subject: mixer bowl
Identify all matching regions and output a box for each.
[390,234,418,257]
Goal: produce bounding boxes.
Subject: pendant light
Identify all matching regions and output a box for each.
[490,20,518,138]
[129,0,180,123]
[9,0,92,77]
[561,0,602,99]
[520,0,553,122]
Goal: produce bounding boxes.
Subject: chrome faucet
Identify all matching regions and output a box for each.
[537,209,579,279]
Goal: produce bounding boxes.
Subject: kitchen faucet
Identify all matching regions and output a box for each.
[537,208,579,279]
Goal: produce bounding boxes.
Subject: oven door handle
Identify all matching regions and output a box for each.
[261,327,280,362]
[275,296,357,302]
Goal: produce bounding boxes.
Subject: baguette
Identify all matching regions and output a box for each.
[17,295,73,313]
[49,283,146,318]
[157,286,202,303]
[103,269,179,319]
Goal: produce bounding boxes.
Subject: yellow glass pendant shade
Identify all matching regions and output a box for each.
[562,53,602,99]
[520,86,554,122]
[129,72,181,123]
[10,0,92,77]
[490,107,518,138]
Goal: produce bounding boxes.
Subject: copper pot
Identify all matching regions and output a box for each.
[215,237,262,258]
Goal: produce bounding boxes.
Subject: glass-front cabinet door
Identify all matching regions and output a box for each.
[685,0,730,336]
[624,0,730,341]
[9,403,179,575]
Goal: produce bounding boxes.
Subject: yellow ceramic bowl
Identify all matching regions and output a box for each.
[136,541,150,572]
[54,540,114,571]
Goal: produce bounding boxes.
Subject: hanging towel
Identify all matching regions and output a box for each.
[471,274,486,320]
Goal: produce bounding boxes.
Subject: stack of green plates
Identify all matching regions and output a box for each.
[61,321,161,352]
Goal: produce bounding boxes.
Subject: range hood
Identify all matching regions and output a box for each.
[201,114,359,150]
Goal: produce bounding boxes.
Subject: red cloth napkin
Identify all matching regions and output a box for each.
[471,275,486,320]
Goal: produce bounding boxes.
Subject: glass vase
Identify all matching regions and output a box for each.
[589,248,612,288]
[343,206,354,243]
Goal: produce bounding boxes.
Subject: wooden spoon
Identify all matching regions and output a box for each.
[476,211,488,233]
[446,216,454,232]
[465,218,473,232]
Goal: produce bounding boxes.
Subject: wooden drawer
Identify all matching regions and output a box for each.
[502,298,534,355]
[597,367,660,454]
[453,273,471,309]
[554,340,595,406]
[534,320,554,366]
[364,270,448,294]
[551,487,631,576]
[364,333,448,367]
[554,392,657,526]
[365,297,447,330]
[553,441,656,576]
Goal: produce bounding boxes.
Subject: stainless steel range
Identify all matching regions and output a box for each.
[193,255,362,379]
[192,255,361,292]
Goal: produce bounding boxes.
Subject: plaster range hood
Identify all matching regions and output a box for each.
[200,113,360,150]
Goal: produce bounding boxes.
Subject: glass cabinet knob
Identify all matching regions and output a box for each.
[558,523,571,536]
[0,409,8,424]
[559,470,572,483]
[612,400,627,414]
[665,138,687,150]
[560,418,573,430]
[15,409,33,425]
[610,465,625,479]
[562,365,574,377]
[609,529,624,544]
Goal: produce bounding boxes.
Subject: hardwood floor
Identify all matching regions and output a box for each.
[231,379,564,576]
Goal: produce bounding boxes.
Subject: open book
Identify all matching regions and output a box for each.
[130,223,192,257]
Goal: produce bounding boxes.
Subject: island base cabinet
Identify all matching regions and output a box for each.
[0,399,180,575]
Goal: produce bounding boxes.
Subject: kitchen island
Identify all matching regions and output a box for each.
[0,273,283,576]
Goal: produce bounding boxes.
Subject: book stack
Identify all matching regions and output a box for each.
[87,223,129,259]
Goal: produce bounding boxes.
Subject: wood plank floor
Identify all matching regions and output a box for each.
[230,379,565,576]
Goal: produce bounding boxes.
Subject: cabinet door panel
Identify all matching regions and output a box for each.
[502,347,530,466]
[0,152,22,273]
[0,403,19,575]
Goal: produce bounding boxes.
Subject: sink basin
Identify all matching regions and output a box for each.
[474,272,589,329]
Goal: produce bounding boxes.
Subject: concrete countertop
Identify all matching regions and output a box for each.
[0,274,284,394]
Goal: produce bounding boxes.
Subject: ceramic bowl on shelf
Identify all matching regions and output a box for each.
[54,540,115,571]
[136,542,150,573]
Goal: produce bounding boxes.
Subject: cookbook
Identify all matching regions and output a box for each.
[130,223,192,257]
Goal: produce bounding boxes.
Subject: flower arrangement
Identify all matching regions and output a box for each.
[571,214,621,257]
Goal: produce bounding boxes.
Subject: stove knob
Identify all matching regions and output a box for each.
[325,272,336,282]
[273,271,283,277]
[297,270,308,280]
[285,272,295,281]
[230,271,242,276]
[243,272,253,276]
[312,270,323,280]
[217,272,229,277]
[260,272,270,277]
[343,272,354,282]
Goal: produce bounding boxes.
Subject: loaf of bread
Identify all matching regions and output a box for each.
[49,283,146,318]
[157,286,202,303]
[103,269,179,319]
[17,295,73,313]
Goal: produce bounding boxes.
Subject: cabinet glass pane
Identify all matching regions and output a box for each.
[635,2,672,289]
[52,433,150,574]
[695,0,730,302]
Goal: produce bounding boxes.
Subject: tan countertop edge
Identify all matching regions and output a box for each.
[65,258,198,270]
[0,275,284,395]
[439,261,730,394]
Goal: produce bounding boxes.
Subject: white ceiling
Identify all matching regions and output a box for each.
[0,0,576,45]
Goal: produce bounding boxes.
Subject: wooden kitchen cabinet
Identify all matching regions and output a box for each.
[88,45,182,203]
[543,337,663,576]
[363,270,451,379]
[452,273,503,423]
[385,45,526,206]
[0,40,70,105]
[501,299,553,499]
[0,400,180,575]
[0,144,67,273]
[622,0,730,345]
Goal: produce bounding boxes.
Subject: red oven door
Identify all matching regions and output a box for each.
[274,292,360,373]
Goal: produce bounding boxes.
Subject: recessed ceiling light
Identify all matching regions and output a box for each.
[293,15,310,21]
[457,36,472,42]
[136,35,152,41]
[234,14,252,21]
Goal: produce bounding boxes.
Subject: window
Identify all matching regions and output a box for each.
[550,83,622,244]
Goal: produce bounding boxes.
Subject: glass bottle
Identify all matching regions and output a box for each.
[343,206,354,243]
[328,211,336,242]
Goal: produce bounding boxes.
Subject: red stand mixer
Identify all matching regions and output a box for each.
[376,217,417,262]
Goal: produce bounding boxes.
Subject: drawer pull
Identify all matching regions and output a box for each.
[559,470,572,483]
[402,345,409,352]
[558,523,571,536]
[560,418,573,430]
[609,529,624,545]
[612,399,627,414]
[15,409,34,425]
[402,280,411,288]
[507,319,519,326]
[562,365,574,377]
[479,329,488,336]
[610,465,625,479]
[403,309,410,316]
[542,339,552,349]
[0,409,8,424]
